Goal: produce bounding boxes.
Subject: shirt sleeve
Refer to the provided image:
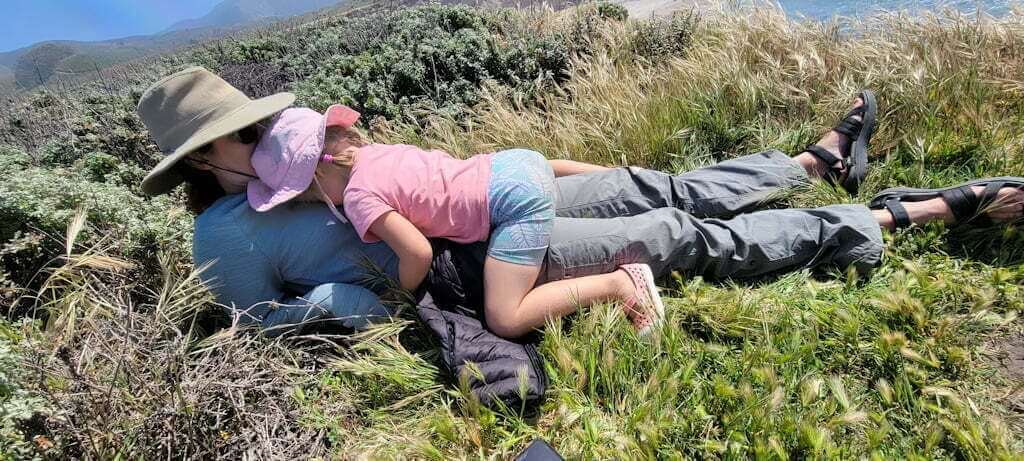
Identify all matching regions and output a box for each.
[259,283,394,336]
[343,188,395,243]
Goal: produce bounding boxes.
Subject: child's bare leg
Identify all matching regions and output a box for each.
[548,159,612,177]
[483,257,633,338]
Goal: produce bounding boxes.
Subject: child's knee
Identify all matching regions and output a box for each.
[484,306,524,338]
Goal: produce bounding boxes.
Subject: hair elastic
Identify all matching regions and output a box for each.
[320,153,335,163]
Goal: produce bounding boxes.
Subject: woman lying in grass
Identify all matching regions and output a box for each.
[245,105,665,338]
[136,67,1024,336]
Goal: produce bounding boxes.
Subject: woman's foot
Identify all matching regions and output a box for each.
[794,96,866,183]
[615,264,665,335]
[874,185,1024,230]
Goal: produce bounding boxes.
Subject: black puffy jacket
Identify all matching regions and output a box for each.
[419,240,548,410]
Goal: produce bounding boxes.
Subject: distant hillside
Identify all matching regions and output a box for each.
[0,0,347,91]
[167,0,343,31]
[0,27,229,90]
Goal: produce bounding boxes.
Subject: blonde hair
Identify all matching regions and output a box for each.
[323,125,366,167]
[306,124,364,212]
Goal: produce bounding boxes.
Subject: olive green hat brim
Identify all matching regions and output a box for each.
[141,92,296,196]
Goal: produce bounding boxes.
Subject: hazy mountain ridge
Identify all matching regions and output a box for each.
[166,0,343,31]
[0,0,345,91]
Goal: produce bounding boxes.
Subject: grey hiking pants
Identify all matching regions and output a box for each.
[539,150,884,283]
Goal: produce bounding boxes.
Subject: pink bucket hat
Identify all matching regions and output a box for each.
[247,104,360,212]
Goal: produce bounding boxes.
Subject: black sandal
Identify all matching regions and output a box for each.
[803,90,877,196]
[869,176,1024,228]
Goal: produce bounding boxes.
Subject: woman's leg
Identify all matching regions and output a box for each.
[553,96,867,220]
[553,151,807,219]
[874,185,1024,230]
[541,204,884,283]
[541,181,1024,285]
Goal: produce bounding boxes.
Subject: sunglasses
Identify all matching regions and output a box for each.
[194,125,261,155]
[186,124,263,179]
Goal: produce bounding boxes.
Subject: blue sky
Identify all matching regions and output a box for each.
[1,0,224,52]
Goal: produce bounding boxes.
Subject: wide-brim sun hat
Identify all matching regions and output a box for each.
[247,104,361,212]
[137,66,296,195]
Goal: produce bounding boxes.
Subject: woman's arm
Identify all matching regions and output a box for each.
[369,211,433,291]
[261,283,393,335]
[548,159,612,177]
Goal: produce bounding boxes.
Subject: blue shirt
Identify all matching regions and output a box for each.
[192,194,400,334]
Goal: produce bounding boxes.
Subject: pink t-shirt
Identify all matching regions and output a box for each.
[343,144,492,244]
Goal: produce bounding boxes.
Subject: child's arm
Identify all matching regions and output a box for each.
[548,159,612,177]
[369,211,433,292]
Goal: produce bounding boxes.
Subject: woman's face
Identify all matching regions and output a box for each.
[189,134,259,194]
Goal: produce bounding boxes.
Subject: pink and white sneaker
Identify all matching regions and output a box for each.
[619,263,665,335]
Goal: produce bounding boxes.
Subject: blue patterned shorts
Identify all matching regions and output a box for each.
[487,149,556,266]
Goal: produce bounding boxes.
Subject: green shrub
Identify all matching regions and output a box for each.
[219,34,294,66]
[62,93,157,167]
[189,4,581,122]
[629,12,697,60]
[1,89,159,169]
[73,151,147,189]
[0,320,52,460]
[289,5,575,121]
[596,1,629,21]
[75,152,121,182]
[0,148,190,306]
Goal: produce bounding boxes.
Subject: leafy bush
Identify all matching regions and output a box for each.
[0,89,160,170]
[179,5,591,122]
[62,94,157,167]
[0,147,190,313]
[289,5,575,121]
[0,320,52,460]
[596,1,629,21]
[629,11,696,60]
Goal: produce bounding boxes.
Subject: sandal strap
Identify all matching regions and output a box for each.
[979,181,1003,208]
[884,198,912,228]
[843,105,866,120]
[939,185,978,223]
[803,144,845,186]
[834,106,865,137]
[804,144,842,166]
[834,118,862,139]
[975,182,1004,226]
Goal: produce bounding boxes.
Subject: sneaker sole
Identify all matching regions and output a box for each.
[635,264,665,336]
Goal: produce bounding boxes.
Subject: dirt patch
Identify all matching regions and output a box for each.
[992,332,1024,415]
[996,332,1024,379]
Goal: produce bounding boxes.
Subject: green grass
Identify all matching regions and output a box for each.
[2,2,1023,459]
[318,4,1024,457]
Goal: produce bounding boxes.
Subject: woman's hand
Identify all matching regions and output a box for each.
[369,211,433,291]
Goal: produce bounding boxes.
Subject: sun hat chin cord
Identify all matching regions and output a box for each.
[312,174,349,223]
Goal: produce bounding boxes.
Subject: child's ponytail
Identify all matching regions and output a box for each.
[312,124,364,224]
[322,150,355,167]
[323,125,365,167]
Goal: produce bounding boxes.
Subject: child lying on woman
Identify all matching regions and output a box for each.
[245,105,665,338]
